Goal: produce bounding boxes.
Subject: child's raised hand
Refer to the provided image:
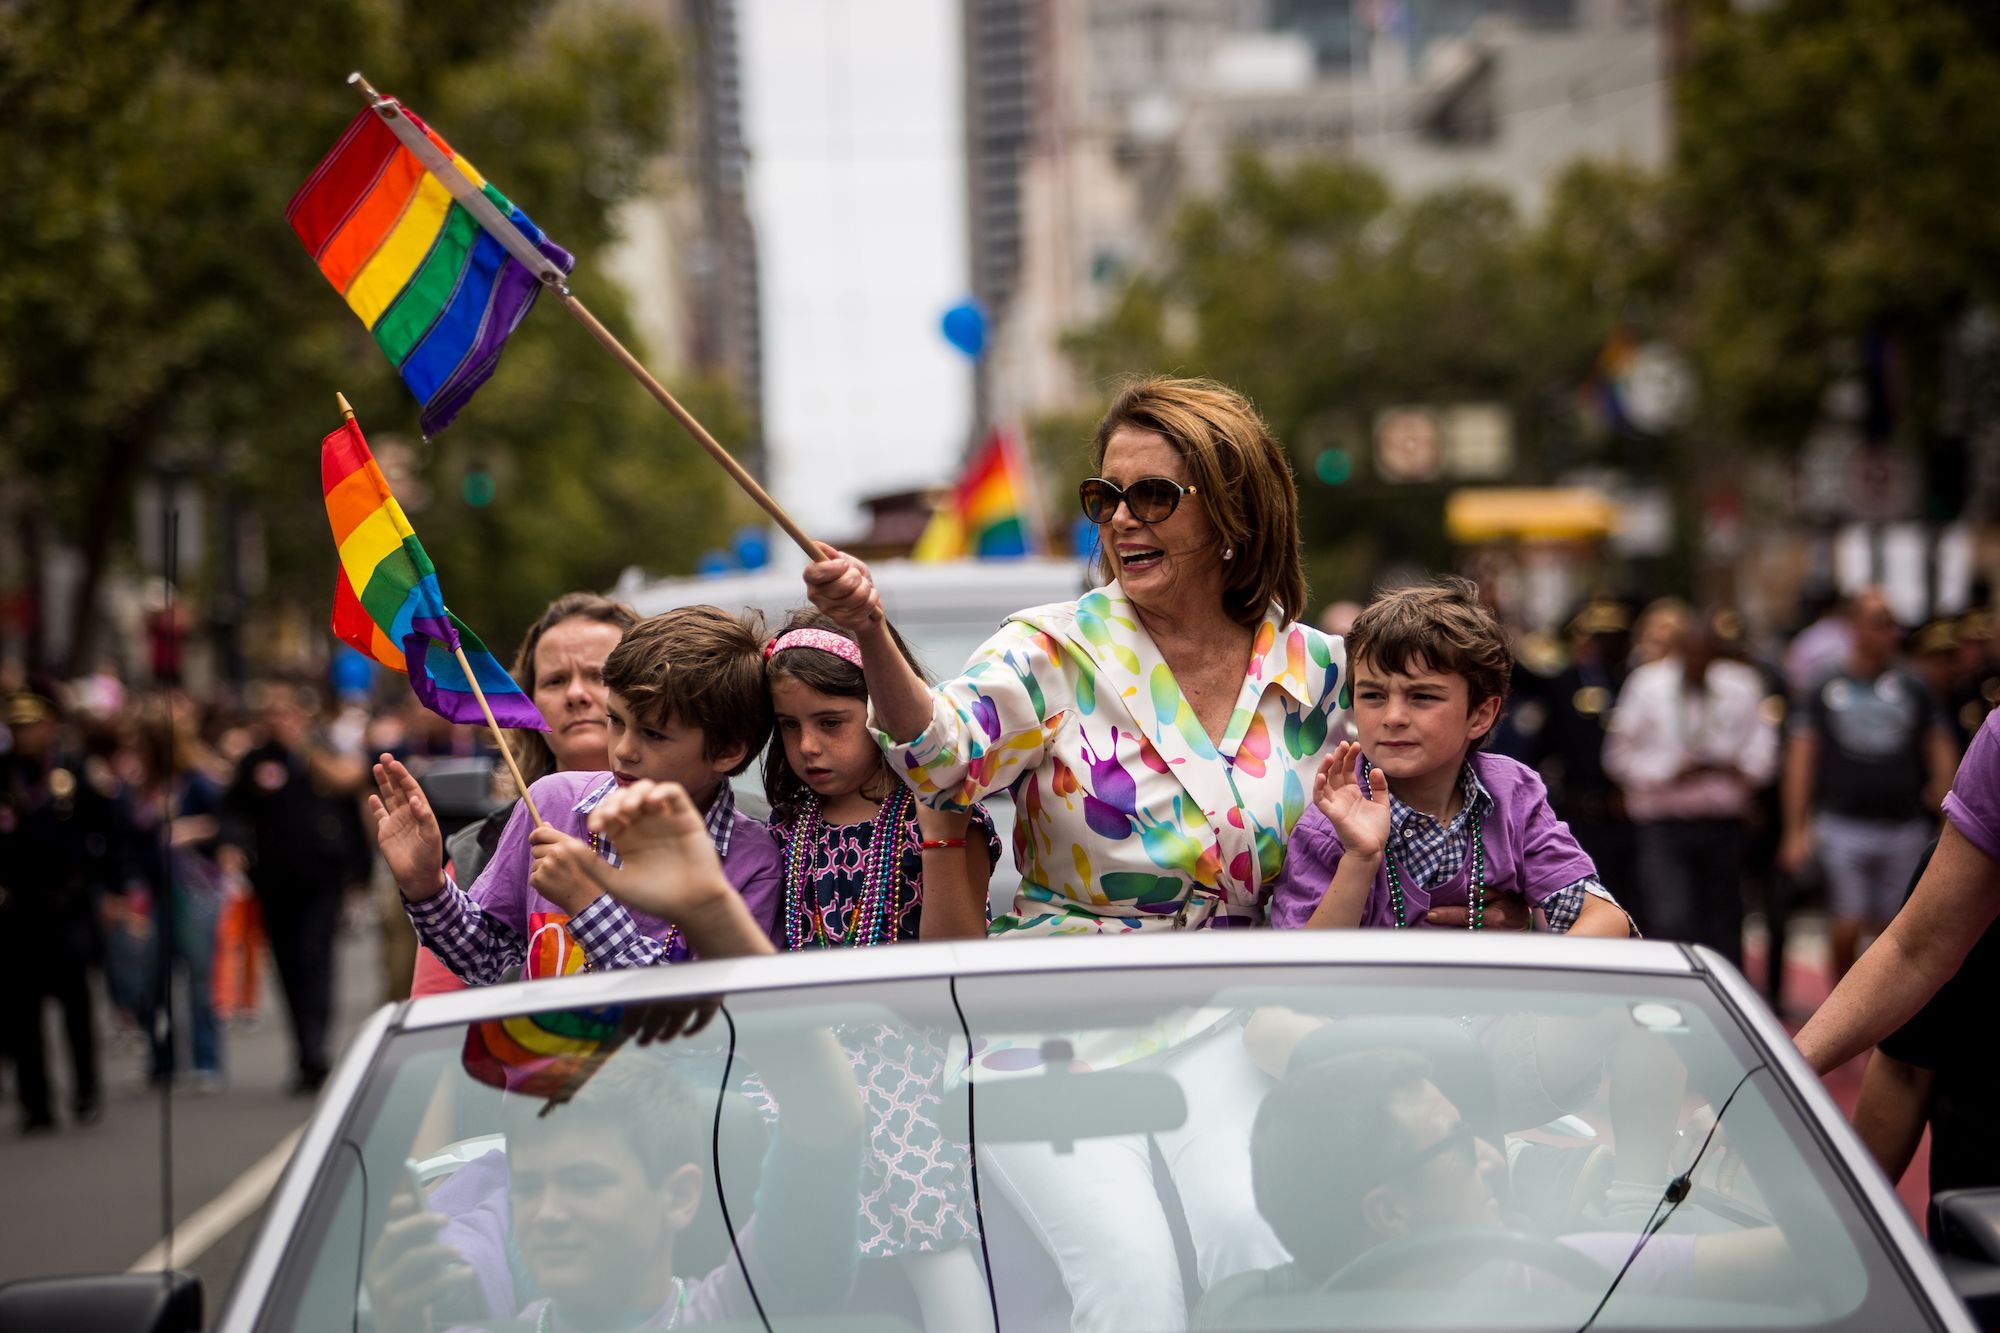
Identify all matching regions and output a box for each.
[527,825,602,914]
[369,754,445,901]
[582,781,734,925]
[1313,741,1391,860]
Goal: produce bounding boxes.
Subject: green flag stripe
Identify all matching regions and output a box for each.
[374,204,480,365]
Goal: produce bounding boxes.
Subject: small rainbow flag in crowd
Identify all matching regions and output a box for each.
[1579,328,1637,436]
[288,96,573,437]
[324,413,548,730]
[913,427,1041,561]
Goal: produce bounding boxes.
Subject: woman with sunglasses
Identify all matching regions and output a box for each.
[807,375,1345,936]
[805,377,1349,1328]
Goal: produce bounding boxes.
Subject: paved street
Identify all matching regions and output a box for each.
[0,906,386,1311]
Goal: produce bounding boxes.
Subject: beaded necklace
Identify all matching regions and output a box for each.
[782,785,912,949]
[1384,805,1486,931]
[588,826,682,961]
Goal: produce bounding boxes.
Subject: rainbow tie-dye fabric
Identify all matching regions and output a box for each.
[877,581,1346,935]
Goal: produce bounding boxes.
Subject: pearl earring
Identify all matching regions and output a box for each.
[1223,547,1235,560]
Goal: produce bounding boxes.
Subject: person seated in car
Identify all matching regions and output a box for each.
[367,781,866,1331]
[1194,1050,1796,1328]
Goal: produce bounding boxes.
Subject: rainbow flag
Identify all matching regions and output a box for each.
[1579,328,1637,436]
[323,415,548,731]
[913,427,1040,561]
[462,1004,626,1107]
[287,101,573,437]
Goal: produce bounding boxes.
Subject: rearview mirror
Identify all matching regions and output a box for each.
[942,1039,1187,1153]
[1931,1189,2000,1326]
[0,1270,201,1333]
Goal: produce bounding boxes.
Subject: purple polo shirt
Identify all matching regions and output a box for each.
[1271,752,1598,929]
[1944,708,2000,863]
[470,771,784,954]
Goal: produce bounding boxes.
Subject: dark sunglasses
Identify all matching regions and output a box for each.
[1078,476,1198,525]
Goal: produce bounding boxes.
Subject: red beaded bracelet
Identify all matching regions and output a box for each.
[919,838,968,851]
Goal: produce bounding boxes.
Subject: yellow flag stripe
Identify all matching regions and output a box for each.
[345,172,456,329]
[336,501,414,601]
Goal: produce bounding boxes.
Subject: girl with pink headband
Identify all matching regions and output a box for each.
[760,608,996,1328]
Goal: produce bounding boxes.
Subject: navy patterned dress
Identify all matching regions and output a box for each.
[773,799,997,1257]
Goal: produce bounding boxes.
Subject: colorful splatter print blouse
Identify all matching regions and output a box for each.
[876,581,1347,935]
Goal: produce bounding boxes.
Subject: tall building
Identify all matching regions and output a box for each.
[963,0,1669,422]
[963,0,1035,429]
[604,0,766,466]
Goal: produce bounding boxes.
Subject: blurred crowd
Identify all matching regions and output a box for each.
[0,671,484,1132]
[1484,585,1999,1008]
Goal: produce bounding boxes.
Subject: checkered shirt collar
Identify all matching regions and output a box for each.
[1384,762,1490,839]
[571,774,737,858]
[1356,761,1492,890]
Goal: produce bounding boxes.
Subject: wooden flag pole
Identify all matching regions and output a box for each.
[553,293,822,559]
[336,392,545,828]
[346,73,827,563]
[449,643,545,828]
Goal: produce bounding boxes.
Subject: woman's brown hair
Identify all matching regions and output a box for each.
[1090,376,1307,629]
[511,592,639,784]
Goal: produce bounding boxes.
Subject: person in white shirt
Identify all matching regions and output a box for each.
[1604,609,1779,963]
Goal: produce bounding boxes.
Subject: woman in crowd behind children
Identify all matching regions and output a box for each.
[758,610,995,1330]
[371,606,784,984]
[407,591,639,997]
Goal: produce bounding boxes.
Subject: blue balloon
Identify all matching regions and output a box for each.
[731,526,770,571]
[330,644,375,697]
[695,549,733,578]
[941,300,988,359]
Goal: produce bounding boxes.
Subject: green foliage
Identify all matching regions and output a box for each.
[1057,2,2000,600]
[1059,152,1650,595]
[0,0,752,671]
[1675,0,2000,448]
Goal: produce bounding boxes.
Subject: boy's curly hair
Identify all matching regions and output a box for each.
[1346,576,1511,712]
[602,606,771,774]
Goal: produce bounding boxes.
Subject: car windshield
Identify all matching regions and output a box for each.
[254,961,1929,1332]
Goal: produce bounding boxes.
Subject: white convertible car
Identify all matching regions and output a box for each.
[6,933,1998,1332]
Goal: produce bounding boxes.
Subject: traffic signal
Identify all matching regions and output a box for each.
[1315,447,1355,485]
[462,464,495,507]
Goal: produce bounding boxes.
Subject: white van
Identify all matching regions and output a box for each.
[613,555,1092,914]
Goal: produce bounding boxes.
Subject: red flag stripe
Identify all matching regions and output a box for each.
[285,110,402,260]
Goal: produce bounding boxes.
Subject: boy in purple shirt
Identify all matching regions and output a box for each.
[372,607,785,979]
[1272,578,1628,935]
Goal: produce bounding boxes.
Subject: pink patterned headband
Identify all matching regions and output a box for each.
[764,627,864,667]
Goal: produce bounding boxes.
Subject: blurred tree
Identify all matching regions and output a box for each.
[1676,0,2000,452]
[1059,153,1660,603]
[0,0,754,677]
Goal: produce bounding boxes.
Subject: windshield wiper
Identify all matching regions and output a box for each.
[1573,1062,1768,1333]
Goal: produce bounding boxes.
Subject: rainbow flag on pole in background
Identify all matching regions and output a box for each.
[913,427,1041,561]
[323,415,548,731]
[288,98,573,437]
